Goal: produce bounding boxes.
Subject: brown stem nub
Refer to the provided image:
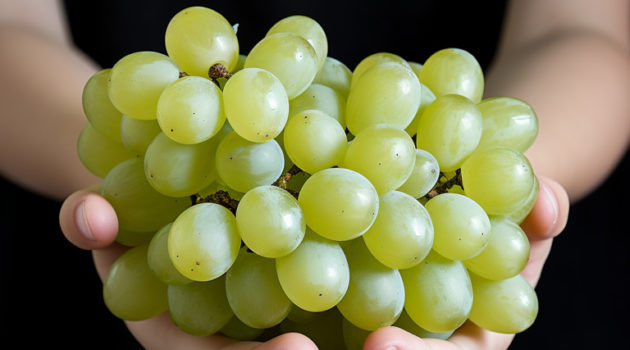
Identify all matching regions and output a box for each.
[425,169,464,199]
[192,190,240,214]
[179,71,189,78]
[208,63,231,87]
[273,164,303,191]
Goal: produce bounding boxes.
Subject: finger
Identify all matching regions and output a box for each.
[520,238,554,287]
[520,177,569,241]
[363,326,457,350]
[59,189,118,250]
[92,244,129,281]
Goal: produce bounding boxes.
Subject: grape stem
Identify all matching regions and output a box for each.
[208,63,231,87]
[272,164,302,199]
[425,168,463,199]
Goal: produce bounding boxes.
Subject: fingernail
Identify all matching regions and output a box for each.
[541,180,559,236]
[384,347,398,350]
[75,201,96,241]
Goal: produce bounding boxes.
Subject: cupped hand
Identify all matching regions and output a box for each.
[363,176,570,350]
[59,188,318,350]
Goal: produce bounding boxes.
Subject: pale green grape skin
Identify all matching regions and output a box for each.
[393,309,455,340]
[346,62,421,135]
[236,185,305,258]
[418,48,484,103]
[266,15,328,71]
[342,317,371,350]
[477,97,538,152]
[157,76,225,144]
[168,203,241,282]
[350,52,411,88]
[233,54,247,72]
[167,276,233,336]
[103,245,168,321]
[408,61,423,76]
[312,56,352,97]
[505,176,539,224]
[337,239,405,331]
[276,230,350,312]
[401,250,473,333]
[462,147,536,215]
[288,84,346,129]
[405,82,437,137]
[469,273,538,334]
[283,110,348,174]
[416,94,483,172]
[279,308,345,350]
[147,223,191,285]
[108,51,180,120]
[223,68,289,142]
[363,191,434,270]
[82,69,123,142]
[298,168,379,241]
[463,217,530,280]
[215,132,285,193]
[396,149,440,199]
[144,132,218,197]
[343,125,416,194]
[120,115,161,156]
[219,316,264,340]
[425,193,491,261]
[197,181,244,201]
[244,33,318,99]
[101,158,189,232]
[77,124,135,178]
[165,6,239,76]
[226,249,292,328]
[115,228,155,247]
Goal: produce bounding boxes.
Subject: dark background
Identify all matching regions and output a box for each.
[1,0,628,348]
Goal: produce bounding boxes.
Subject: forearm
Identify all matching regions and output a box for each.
[485,0,630,202]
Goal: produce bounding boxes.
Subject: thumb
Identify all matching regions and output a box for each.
[59,188,118,250]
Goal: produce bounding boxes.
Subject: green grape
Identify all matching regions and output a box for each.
[461,147,536,215]
[405,82,436,137]
[168,203,241,281]
[425,193,491,261]
[197,180,244,201]
[363,191,434,269]
[108,51,180,120]
[233,54,247,72]
[393,309,454,340]
[157,76,225,144]
[397,149,440,199]
[236,185,305,258]
[408,61,423,76]
[165,6,239,76]
[283,110,347,174]
[215,132,285,193]
[244,33,318,99]
[280,308,345,350]
[468,273,538,334]
[286,170,310,193]
[82,69,123,142]
[276,229,349,312]
[167,276,233,336]
[350,52,410,88]
[346,62,421,135]
[463,217,530,280]
[418,48,484,103]
[115,228,155,247]
[223,68,289,142]
[103,244,168,321]
[220,316,264,340]
[343,125,416,194]
[477,97,539,152]
[147,223,191,285]
[266,15,328,70]
[101,158,189,232]
[505,176,539,224]
[226,248,292,328]
[120,115,161,156]
[342,317,371,350]
[337,239,404,331]
[144,132,218,197]
[298,168,379,241]
[288,84,346,129]
[77,124,135,178]
[416,94,483,172]
[312,56,352,97]
[401,250,473,333]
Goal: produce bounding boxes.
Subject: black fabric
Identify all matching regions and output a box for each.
[1,0,627,348]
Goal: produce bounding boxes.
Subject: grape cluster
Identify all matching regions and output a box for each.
[78,6,541,349]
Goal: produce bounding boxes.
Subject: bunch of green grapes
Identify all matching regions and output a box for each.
[78,5,541,349]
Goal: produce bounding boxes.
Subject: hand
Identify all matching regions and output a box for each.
[59,188,318,350]
[363,176,570,350]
